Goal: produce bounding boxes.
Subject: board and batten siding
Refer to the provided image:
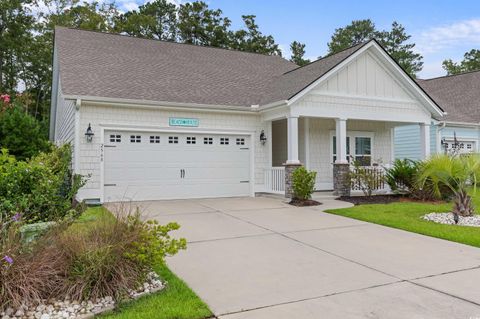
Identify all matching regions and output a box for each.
[77,104,269,200]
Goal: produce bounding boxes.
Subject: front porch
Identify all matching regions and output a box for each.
[261,117,432,197]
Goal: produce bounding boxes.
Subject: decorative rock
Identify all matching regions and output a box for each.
[423,212,480,227]
[40,314,50,319]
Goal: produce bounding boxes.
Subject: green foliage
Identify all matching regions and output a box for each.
[59,208,186,300]
[0,104,50,160]
[327,19,423,77]
[115,0,177,40]
[290,41,310,66]
[416,154,480,216]
[0,145,85,223]
[385,159,419,194]
[442,49,480,75]
[292,166,317,200]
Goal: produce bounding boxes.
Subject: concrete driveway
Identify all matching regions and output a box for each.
[120,195,480,318]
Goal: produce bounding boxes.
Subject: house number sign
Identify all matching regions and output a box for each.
[169,117,199,127]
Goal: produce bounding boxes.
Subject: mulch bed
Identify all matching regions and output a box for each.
[289,199,322,207]
[337,194,445,205]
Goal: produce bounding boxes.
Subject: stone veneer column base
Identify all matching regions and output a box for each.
[284,163,303,198]
[333,163,351,197]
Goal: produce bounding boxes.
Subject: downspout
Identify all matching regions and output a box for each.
[436,121,446,154]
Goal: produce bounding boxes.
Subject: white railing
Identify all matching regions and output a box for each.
[264,167,285,194]
[350,166,389,193]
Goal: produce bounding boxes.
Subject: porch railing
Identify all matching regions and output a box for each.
[350,166,386,191]
[264,167,285,194]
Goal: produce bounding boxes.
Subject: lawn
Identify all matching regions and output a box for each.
[325,193,480,248]
[77,206,213,319]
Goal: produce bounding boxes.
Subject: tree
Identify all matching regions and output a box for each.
[177,1,231,47]
[116,0,177,41]
[442,49,480,75]
[327,19,377,54]
[0,0,36,94]
[327,19,423,77]
[0,100,50,160]
[228,15,281,56]
[380,22,423,77]
[290,41,310,66]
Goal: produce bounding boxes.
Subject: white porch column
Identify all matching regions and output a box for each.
[335,118,348,163]
[420,122,431,159]
[286,116,300,164]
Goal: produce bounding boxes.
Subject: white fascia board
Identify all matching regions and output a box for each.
[63,95,258,114]
[442,121,480,128]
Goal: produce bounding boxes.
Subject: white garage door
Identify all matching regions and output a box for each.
[103,131,251,202]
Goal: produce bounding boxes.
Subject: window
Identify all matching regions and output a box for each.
[109,134,121,143]
[130,135,141,143]
[150,136,160,144]
[332,136,350,163]
[204,137,213,145]
[354,137,371,166]
[186,136,196,144]
[168,136,178,144]
[236,138,245,145]
[220,137,229,145]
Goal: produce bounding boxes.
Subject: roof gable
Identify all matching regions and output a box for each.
[283,40,444,118]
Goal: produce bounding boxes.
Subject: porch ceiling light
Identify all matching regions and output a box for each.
[260,130,267,145]
[85,123,94,142]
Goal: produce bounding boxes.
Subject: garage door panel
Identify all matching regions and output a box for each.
[104,131,251,202]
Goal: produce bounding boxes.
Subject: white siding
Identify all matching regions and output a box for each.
[78,104,268,200]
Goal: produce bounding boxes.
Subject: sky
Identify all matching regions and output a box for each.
[37,0,480,79]
[115,0,480,79]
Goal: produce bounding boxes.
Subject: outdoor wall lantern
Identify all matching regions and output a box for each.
[85,123,94,142]
[260,130,267,145]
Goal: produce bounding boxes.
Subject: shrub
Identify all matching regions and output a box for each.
[0,145,85,223]
[0,105,49,161]
[0,215,66,309]
[292,166,317,200]
[58,209,186,301]
[0,208,186,308]
[417,154,480,218]
[385,159,419,194]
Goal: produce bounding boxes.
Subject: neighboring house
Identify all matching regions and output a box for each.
[50,27,444,203]
[395,70,480,159]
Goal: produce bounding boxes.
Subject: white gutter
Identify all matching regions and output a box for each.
[63,95,259,113]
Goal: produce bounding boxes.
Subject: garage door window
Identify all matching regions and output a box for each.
[220,137,229,145]
[168,136,178,144]
[204,137,213,145]
[130,135,141,143]
[236,138,245,145]
[149,136,160,143]
[109,134,121,143]
[186,136,196,144]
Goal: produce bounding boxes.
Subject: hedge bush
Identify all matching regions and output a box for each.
[0,145,85,223]
[292,166,317,200]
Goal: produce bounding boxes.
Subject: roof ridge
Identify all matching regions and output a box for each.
[55,26,295,62]
[422,69,480,81]
[281,40,371,76]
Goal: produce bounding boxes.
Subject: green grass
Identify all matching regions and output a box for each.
[325,193,480,248]
[76,206,213,319]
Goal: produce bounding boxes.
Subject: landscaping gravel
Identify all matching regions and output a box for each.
[423,212,480,227]
[0,272,164,319]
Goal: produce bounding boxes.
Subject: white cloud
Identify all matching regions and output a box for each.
[416,18,480,54]
[121,1,139,11]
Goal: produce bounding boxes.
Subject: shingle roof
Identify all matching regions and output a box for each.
[417,70,480,124]
[55,27,369,107]
[55,27,297,106]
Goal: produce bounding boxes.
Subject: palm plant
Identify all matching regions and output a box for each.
[416,154,480,221]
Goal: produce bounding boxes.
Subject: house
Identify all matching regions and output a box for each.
[395,70,480,158]
[50,27,444,203]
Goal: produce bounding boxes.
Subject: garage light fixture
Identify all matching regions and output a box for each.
[260,130,267,145]
[85,123,94,142]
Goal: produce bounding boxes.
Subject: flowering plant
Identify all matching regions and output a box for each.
[0,211,22,267]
